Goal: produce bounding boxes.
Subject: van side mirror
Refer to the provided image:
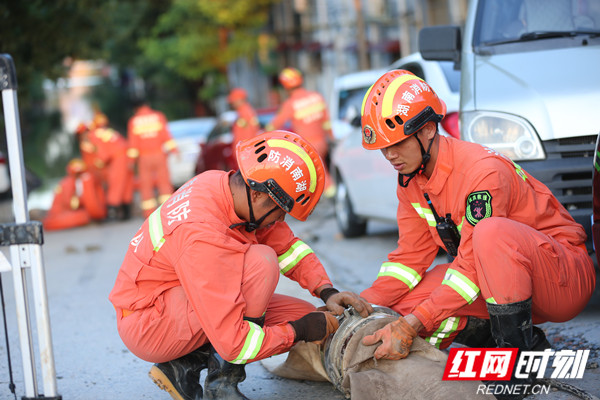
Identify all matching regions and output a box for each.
[419,25,462,67]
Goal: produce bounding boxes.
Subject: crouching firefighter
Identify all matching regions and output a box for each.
[356,70,595,398]
[109,130,373,400]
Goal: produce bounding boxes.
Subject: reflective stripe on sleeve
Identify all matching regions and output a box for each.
[425,316,461,348]
[148,205,165,252]
[377,262,421,290]
[231,321,265,364]
[411,203,436,227]
[278,241,314,274]
[442,268,480,304]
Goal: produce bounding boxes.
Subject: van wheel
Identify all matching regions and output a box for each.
[334,174,367,237]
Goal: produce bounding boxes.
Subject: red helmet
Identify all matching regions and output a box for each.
[228,88,247,104]
[278,67,303,90]
[361,70,446,150]
[75,123,88,135]
[236,130,325,221]
[66,158,86,176]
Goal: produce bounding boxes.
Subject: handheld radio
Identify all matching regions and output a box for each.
[423,193,461,257]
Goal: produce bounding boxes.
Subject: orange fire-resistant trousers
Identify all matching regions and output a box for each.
[115,244,316,363]
[137,153,173,217]
[390,217,595,349]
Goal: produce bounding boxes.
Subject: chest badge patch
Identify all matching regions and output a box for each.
[466,190,492,226]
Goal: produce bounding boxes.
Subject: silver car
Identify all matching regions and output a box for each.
[331,53,460,237]
[167,117,218,188]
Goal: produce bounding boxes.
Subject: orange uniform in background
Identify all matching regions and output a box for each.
[127,103,178,218]
[268,68,334,195]
[43,159,106,231]
[228,88,260,163]
[86,126,135,221]
[360,136,596,348]
[109,170,331,363]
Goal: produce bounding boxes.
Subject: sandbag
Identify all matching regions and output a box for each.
[263,310,494,400]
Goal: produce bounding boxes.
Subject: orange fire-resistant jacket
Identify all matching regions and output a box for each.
[269,87,332,159]
[109,170,332,363]
[232,102,260,150]
[127,105,177,158]
[85,127,133,206]
[361,136,589,331]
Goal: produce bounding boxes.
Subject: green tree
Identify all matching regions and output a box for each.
[140,0,280,100]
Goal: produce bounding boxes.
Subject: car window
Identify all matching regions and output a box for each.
[339,87,370,121]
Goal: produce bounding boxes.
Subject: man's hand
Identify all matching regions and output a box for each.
[361,316,417,360]
[325,291,374,318]
[289,312,339,344]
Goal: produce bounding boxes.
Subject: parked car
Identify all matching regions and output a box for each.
[195,107,287,174]
[167,117,217,187]
[331,53,461,237]
[330,68,387,141]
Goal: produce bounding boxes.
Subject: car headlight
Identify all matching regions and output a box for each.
[461,111,545,161]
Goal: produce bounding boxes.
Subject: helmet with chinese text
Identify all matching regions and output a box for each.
[236,130,325,221]
[361,69,446,150]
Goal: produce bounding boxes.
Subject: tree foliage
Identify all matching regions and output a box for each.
[140,0,280,99]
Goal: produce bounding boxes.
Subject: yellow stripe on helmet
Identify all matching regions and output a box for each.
[267,139,317,193]
[361,82,376,117]
[381,75,424,118]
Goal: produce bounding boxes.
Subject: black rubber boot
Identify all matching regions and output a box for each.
[149,345,210,400]
[204,316,264,400]
[453,317,496,348]
[204,347,249,400]
[106,205,122,222]
[487,298,538,400]
[453,316,550,350]
[120,203,132,221]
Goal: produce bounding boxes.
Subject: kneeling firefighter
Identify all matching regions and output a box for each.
[109,130,373,400]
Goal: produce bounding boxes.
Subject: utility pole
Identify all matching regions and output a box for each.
[353,0,369,70]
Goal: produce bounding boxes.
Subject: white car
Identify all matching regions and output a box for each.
[167,117,217,188]
[331,53,460,237]
[330,68,387,141]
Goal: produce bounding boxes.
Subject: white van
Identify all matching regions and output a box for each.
[420,0,600,248]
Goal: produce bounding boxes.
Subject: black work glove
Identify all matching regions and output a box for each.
[289,312,339,343]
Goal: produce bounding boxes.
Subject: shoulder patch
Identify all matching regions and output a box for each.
[466,190,492,226]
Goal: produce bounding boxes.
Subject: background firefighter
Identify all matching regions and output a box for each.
[127,99,178,218]
[43,158,106,230]
[228,87,261,166]
[356,70,595,397]
[267,67,335,197]
[109,130,372,400]
[75,121,134,221]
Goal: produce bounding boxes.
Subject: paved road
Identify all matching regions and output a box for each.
[0,199,598,399]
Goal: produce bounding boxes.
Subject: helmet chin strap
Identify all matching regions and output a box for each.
[398,131,437,188]
[229,185,280,232]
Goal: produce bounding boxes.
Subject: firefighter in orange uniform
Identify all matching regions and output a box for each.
[127,100,178,218]
[357,70,595,391]
[109,131,373,400]
[267,67,335,196]
[228,88,261,160]
[43,159,107,230]
[77,120,134,221]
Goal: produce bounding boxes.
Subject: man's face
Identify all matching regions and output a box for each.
[379,133,423,174]
[254,195,286,229]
